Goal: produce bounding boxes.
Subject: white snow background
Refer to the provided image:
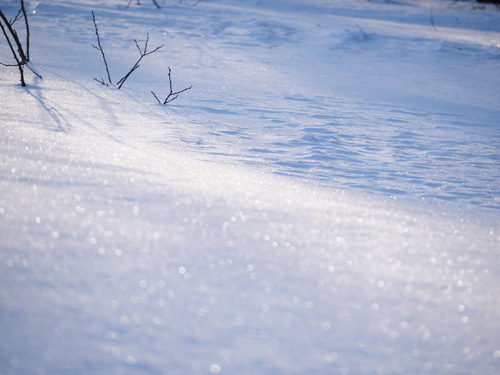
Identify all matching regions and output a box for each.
[1,0,500,374]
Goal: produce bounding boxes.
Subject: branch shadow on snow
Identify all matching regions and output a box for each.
[24,83,72,133]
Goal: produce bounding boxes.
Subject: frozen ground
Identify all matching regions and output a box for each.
[1,0,500,374]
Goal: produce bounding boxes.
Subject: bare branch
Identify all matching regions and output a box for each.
[116,33,163,89]
[26,63,42,79]
[20,0,30,61]
[134,39,142,55]
[0,62,20,67]
[0,2,38,86]
[0,12,25,86]
[151,91,162,104]
[152,66,192,105]
[91,10,112,85]
[90,14,163,89]
[0,8,27,63]
[116,64,140,89]
[10,8,23,25]
[144,44,163,56]
[94,77,110,86]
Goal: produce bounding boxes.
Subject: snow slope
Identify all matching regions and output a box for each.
[1,0,500,374]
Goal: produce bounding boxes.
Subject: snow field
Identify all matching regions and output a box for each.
[1,0,500,374]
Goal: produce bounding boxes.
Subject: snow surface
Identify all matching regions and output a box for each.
[1,0,500,374]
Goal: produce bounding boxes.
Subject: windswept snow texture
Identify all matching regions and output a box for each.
[1,0,500,374]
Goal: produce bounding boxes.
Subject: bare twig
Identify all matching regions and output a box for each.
[91,11,163,89]
[0,9,27,63]
[10,8,23,25]
[20,0,29,61]
[0,14,25,85]
[25,63,42,79]
[151,90,162,104]
[91,10,112,85]
[151,66,192,104]
[116,33,163,89]
[0,1,35,86]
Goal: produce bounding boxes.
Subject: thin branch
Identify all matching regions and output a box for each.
[165,84,193,104]
[91,10,112,85]
[94,77,109,86]
[116,33,163,89]
[116,64,140,89]
[134,39,142,54]
[0,13,25,86]
[10,8,23,25]
[0,8,27,63]
[0,2,38,86]
[0,62,20,67]
[26,63,42,79]
[20,0,30,61]
[151,66,192,105]
[151,90,162,104]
